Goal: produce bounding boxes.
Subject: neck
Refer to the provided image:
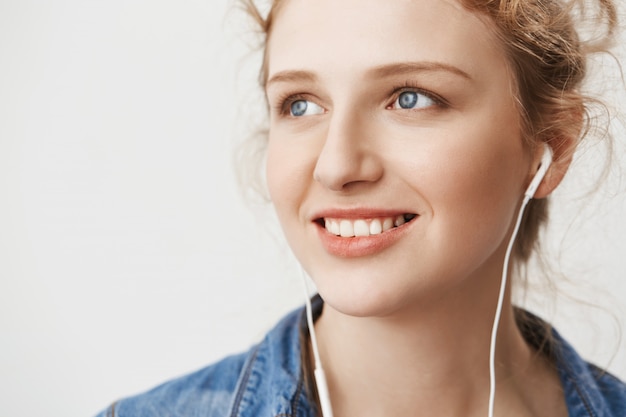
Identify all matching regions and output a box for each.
[312,281,553,417]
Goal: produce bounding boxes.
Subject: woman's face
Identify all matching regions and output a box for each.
[265,0,536,317]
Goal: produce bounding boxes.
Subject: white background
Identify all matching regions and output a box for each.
[0,1,625,416]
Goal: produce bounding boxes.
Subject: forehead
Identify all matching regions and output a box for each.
[266,0,506,83]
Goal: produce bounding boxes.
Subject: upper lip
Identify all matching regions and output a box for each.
[310,207,418,221]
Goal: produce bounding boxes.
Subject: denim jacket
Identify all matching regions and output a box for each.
[97,297,626,417]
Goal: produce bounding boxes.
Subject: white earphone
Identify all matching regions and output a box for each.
[302,144,553,417]
[488,143,552,417]
[524,144,554,199]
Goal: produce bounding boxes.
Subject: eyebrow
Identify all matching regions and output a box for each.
[266,61,472,90]
[266,70,318,88]
[368,62,472,81]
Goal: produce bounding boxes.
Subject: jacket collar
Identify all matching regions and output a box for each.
[229,296,321,417]
[553,327,616,417]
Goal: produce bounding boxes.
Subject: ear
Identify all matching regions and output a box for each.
[530,135,577,199]
[529,103,584,199]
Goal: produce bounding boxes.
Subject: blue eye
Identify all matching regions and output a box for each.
[290,99,324,117]
[393,91,436,110]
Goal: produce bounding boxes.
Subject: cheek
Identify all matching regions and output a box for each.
[408,111,527,243]
[265,137,321,267]
[266,145,291,224]
[440,159,515,228]
[431,148,526,257]
[265,136,312,222]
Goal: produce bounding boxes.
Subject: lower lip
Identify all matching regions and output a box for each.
[315,219,417,258]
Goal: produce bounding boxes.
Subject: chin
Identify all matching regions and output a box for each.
[315,273,418,319]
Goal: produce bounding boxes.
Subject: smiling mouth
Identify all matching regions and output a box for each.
[316,214,417,238]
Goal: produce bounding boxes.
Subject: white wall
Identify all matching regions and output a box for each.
[0,1,624,416]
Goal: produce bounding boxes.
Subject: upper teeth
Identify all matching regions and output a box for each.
[324,215,413,238]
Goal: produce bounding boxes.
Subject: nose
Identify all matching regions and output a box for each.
[313,109,383,191]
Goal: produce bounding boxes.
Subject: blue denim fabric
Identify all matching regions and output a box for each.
[96,298,626,417]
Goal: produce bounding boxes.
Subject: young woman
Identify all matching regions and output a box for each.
[97,0,625,416]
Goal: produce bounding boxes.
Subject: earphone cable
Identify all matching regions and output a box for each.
[488,194,531,417]
[300,268,335,417]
